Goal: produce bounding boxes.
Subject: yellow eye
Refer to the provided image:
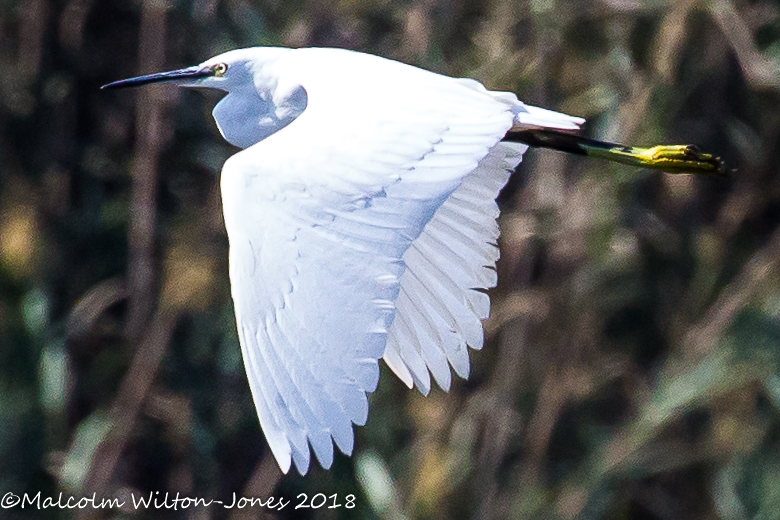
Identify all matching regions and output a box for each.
[213,63,228,77]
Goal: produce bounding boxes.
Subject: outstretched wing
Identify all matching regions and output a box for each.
[382,141,527,393]
[221,48,518,474]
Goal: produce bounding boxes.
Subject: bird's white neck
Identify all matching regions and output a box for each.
[211,56,307,149]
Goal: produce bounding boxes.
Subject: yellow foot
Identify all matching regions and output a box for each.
[608,144,728,176]
[502,129,730,176]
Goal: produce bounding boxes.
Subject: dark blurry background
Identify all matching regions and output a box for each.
[1,0,780,518]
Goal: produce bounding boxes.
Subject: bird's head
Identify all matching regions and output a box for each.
[102,47,303,149]
[101,47,290,93]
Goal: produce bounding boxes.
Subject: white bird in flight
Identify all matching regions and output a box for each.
[103,46,724,475]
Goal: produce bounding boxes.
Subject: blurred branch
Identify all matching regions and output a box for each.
[58,0,94,51]
[710,0,779,89]
[523,369,570,478]
[65,277,126,341]
[684,223,780,359]
[74,306,178,519]
[652,0,697,85]
[618,0,696,141]
[125,0,169,337]
[229,455,282,520]
[473,322,529,519]
[72,0,175,512]
[17,0,49,80]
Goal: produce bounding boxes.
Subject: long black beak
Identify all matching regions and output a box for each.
[101,66,214,89]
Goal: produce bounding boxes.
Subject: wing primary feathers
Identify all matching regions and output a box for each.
[264,314,357,449]
[237,324,293,473]
[383,335,415,388]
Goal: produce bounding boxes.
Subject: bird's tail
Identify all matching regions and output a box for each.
[513,104,585,131]
[454,79,585,130]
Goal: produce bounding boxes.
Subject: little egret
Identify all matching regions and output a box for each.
[104,47,724,475]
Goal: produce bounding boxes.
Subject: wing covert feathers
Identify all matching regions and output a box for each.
[219,47,571,475]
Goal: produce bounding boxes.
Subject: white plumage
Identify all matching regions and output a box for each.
[105,46,584,474]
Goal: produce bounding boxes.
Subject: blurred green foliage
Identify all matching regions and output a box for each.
[1,0,779,518]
